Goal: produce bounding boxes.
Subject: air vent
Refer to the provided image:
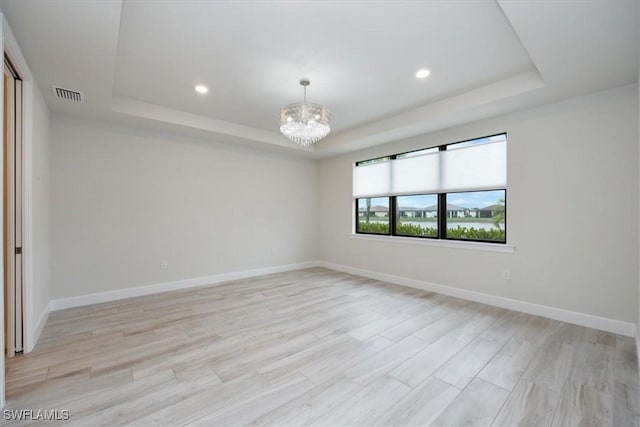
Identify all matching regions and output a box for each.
[52,86,83,102]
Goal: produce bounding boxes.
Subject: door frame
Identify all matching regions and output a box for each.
[4,60,16,358]
[4,56,24,357]
[0,14,36,407]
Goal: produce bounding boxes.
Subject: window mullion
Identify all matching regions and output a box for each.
[390,154,397,236]
[438,145,447,239]
[438,193,446,239]
[390,196,396,236]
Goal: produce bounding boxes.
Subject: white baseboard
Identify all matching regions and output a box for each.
[28,307,50,352]
[318,261,636,337]
[47,259,636,338]
[49,261,320,311]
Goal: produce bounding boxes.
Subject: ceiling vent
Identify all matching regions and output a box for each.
[52,86,83,103]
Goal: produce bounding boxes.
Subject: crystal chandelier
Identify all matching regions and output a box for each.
[279,78,331,147]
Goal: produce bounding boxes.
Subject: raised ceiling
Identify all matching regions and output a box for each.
[114,1,533,133]
[1,0,638,157]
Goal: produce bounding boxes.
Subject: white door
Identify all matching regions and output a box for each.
[4,58,22,356]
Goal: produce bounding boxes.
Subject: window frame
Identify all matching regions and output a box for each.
[441,189,507,244]
[354,133,507,244]
[394,193,440,239]
[355,197,391,235]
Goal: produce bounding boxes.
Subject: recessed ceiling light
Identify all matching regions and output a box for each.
[195,85,209,94]
[415,69,431,79]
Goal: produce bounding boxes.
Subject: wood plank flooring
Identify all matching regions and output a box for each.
[4,268,639,426]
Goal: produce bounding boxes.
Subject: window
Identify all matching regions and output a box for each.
[353,133,506,244]
[396,194,438,237]
[446,190,505,242]
[395,147,438,159]
[357,197,390,234]
[356,156,391,166]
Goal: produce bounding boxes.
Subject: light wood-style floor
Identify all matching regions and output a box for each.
[4,268,640,426]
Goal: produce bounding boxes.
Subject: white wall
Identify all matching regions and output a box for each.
[319,84,639,325]
[50,115,318,299]
[30,84,51,337]
[46,84,640,329]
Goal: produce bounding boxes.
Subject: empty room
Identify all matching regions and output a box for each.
[0,0,638,425]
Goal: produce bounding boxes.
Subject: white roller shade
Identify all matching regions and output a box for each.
[352,161,391,198]
[390,151,440,195]
[440,140,506,192]
[353,139,506,198]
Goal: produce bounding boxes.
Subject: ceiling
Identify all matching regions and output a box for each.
[0,0,637,157]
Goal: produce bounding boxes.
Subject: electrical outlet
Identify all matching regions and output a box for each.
[160,260,168,270]
[502,269,510,280]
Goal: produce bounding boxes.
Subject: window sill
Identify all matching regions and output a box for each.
[350,233,515,254]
